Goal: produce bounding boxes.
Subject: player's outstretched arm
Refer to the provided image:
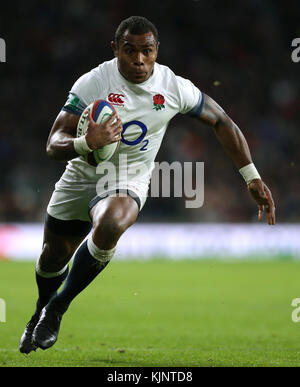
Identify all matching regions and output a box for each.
[196,93,275,225]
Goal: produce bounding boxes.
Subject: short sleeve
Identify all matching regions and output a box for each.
[62,70,101,115]
[176,76,204,116]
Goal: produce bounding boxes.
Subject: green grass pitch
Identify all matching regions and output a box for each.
[0,258,300,367]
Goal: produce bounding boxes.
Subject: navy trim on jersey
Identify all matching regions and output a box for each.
[186,91,204,117]
[62,105,82,116]
[62,92,87,116]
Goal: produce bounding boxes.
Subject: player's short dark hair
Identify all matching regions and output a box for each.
[115,16,159,46]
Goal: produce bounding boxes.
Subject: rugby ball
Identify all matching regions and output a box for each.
[77,99,120,166]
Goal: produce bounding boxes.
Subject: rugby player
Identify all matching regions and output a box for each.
[19,16,275,353]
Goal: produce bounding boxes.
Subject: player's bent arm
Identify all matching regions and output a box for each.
[46,109,123,162]
[46,110,80,161]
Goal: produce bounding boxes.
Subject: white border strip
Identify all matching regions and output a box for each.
[0,223,300,260]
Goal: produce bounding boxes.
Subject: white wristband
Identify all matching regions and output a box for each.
[239,163,261,184]
[73,135,93,156]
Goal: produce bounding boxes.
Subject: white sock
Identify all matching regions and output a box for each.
[87,237,116,262]
[36,261,68,278]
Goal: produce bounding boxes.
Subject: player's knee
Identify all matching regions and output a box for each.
[93,207,135,248]
[95,211,128,238]
[38,240,73,272]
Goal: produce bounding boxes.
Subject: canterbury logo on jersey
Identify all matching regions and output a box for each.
[108,93,125,106]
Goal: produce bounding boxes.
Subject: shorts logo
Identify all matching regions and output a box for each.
[108,93,125,106]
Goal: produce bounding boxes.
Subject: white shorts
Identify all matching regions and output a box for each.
[47,177,148,222]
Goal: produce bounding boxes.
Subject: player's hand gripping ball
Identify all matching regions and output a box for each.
[77,100,120,166]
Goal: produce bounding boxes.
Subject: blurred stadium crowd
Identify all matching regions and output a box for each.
[0,0,299,223]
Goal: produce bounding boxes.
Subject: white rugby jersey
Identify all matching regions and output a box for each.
[61,57,203,189]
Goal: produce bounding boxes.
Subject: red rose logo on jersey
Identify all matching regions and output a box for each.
[153,94,165,111]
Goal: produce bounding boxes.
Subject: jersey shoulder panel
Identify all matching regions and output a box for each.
[174,74,202,115]
[153,63,202,114]
[70,59,117,103]
[70,70,99,105]
[90,58,117,86]
[62,59,116,115]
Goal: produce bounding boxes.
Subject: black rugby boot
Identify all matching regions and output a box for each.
[32,300,66,350]
[19,312,40,354]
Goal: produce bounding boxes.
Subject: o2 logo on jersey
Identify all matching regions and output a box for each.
[121,120,149,151]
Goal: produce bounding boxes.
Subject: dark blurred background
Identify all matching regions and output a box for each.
[0,0,299,223]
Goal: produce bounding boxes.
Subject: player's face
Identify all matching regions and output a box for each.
[112,31,159,84]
